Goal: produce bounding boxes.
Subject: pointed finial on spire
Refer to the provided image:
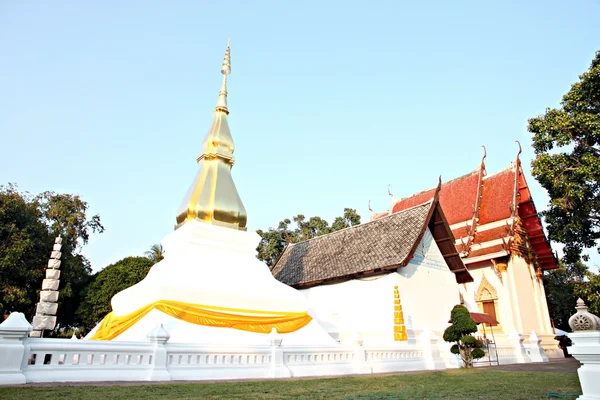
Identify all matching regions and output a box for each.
[215,39,231,113]
[221,38,231,76]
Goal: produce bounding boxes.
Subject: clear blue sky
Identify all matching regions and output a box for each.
[1,1,599,271]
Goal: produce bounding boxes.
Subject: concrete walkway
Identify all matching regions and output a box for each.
[482,357,580,373]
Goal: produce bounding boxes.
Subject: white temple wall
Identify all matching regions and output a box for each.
[300,228,459,345]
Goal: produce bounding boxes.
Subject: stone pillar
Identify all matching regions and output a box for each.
[568,299,600,400]
[267,328,291,378]
[352,333,371,374]
[146,324,171,381]
[0,312,32,384]
[508,329,531,364]
[526,330,549,362]
[418,330,445,370]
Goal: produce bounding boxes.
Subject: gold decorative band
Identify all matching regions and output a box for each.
[90,299,312,341]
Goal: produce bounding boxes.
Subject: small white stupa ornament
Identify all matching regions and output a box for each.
[568,298,600,331]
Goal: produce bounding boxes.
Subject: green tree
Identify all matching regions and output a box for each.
[77,256,153,330]
[36,190,104,328]
[0,184,50,316]
[0,184,103,328]
[528,50,600,264]
[145,244,164,263]
[443,305,485,368]
[256,208,361,267]
[572,268,600,315]
[543,261,587,331]
[331,208,362,231]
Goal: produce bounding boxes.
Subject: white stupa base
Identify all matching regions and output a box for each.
[89,220,335,345]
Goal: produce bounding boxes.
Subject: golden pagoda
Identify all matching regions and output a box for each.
[175,40,248,231]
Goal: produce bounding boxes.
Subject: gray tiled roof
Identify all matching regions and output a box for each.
[271,202,433,287]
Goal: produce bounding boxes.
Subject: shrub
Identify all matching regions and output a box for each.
[443,305,486,368]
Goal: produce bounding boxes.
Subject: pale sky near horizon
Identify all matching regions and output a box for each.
[1,1,599,272]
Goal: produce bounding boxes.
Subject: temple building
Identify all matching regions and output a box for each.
[271,187,474,345]
[272,146,559,357]
[368,147,560,356]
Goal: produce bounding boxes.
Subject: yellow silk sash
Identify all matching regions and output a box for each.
[90,299,313,341]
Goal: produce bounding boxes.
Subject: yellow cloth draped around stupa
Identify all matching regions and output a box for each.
[90,299,313,341]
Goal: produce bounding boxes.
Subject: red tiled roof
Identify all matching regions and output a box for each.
[385,158,558,270]
[479,169,515,224]
[392,170,480,225]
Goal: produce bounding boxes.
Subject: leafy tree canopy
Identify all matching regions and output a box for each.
[528,51,600,263]
[542,261,587,331]
[77,256,153,330]
[0,184,103,328]
[256,208,361,266]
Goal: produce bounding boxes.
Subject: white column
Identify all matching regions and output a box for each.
[0,312,32,384]
[570,331,600,400]
[497,262,516,333]
[568,299,600,400]
[506,259,524,333]
[536,270,553,335]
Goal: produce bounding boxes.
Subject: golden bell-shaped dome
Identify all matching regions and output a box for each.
[175,40,248,231]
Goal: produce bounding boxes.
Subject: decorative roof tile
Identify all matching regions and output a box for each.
[272,200,472,288]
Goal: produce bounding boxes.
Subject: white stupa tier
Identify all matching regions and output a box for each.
[88,221,336,345]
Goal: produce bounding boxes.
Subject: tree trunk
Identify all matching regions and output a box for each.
[459,345,473,368]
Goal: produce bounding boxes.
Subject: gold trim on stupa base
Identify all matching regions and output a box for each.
[175,40,248,231]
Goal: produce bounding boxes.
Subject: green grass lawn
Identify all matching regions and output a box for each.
[0,369,581,400]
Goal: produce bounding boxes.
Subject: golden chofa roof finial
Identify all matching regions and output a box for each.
[175,40,248,231]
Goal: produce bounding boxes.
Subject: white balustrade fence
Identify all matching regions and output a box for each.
[0,313,547,385]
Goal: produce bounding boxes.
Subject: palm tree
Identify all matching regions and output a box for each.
[145,243,164,263]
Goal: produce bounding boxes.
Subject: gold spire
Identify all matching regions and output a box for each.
[175,40,248,231]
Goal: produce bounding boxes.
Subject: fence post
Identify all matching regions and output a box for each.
[146,324,171,381]
[0,312,32,384]
[508,330,531,364]
[526,331,548,363]
[353,333,371,374]
[568,298,600,400]
[268,328,291,378]
[419,330,445,370]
